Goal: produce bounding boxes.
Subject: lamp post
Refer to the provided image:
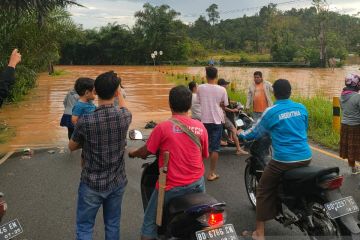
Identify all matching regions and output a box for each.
[150,50,163,66]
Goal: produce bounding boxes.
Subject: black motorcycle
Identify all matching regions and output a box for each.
[222,102,254,150]
[244,136,360,239]
[129,130,239,240]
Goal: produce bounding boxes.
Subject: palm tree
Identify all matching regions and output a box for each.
[0,0,83,25]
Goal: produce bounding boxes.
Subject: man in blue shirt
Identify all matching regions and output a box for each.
[239,79,312,240]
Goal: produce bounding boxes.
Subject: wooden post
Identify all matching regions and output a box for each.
[156,151,169,226]
[333,97,341,133]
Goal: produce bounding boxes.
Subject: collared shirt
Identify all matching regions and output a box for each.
[240,99,312,163]
[72,104,132,192]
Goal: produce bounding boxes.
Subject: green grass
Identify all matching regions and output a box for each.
[0,122,15,144]
[164,72,339,150]
[50,69,68,77]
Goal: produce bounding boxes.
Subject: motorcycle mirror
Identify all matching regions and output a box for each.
[235,119,245,127]
[129,130,143,140]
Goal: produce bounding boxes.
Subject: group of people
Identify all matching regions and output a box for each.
[188,68,273,181]
[0,48,359,240]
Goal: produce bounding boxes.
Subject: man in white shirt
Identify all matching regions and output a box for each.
[197,66,228,181]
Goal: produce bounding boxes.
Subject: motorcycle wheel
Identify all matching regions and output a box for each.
[301,201,344,240]
[244,163,257,209]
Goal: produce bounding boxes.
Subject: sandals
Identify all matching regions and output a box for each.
[207,173,220,181]
[242,231,263,240]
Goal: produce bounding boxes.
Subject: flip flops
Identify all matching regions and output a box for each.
[241,231,263,240]
[207,173,220,181]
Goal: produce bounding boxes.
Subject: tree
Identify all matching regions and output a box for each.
[0,0,82,26]
[206,4,220,48]
[313,0,329,67]
[134,3,189,61]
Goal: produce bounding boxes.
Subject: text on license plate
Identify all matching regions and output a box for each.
[196,224,239,240]
[0,219,23,240]
[325,196,359,219]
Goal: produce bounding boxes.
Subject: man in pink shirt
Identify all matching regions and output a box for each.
[197,66,229,181]
[129,85,209,240]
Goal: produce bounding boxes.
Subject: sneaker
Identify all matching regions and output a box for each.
[351,166,360,175]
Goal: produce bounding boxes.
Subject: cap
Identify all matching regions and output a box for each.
[217,79,230,86]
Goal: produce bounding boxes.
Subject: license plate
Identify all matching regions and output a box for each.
[324,196,359,219]
[196,224,239,240]
[0,219,23,240]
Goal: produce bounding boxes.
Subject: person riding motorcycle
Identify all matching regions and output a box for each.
[129,85,209,240]
[238,79,312,240]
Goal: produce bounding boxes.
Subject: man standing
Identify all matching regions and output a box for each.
[69,71,132,240]
[0,49,22,108]
[197,66,228,181]
[240,79,312,240]
[245,71,273,121]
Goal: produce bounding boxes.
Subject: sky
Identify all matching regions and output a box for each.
[69,0,360,29]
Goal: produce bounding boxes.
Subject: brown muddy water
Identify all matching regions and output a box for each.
[0,65,359,153]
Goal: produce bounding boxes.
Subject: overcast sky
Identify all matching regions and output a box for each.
[69,0,360,29]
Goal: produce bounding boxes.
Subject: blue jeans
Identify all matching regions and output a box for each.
[141,177,205,239]
[76,182,126,240]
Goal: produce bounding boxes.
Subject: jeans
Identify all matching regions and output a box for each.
[141,177,205,239]
[76,182,126,240]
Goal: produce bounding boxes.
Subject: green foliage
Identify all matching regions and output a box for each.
[0,7,78,102]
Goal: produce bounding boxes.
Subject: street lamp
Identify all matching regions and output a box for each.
[151,50,163,66]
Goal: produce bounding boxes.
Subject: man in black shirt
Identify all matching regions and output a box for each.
[0,49,22,108]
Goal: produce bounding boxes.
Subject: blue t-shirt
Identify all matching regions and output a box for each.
[72,101,96,117]
[240,99,312,162]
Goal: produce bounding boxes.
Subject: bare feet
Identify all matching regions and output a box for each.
[207,173,220,181]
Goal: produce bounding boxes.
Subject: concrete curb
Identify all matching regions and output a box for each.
[0,146,63,166]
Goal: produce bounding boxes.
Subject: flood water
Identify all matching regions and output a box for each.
[0,65,359,153]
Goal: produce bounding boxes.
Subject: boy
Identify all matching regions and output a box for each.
[71,78,96,125]
[69,71,132,240]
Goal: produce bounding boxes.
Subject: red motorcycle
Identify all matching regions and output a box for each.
[0,192,6,223]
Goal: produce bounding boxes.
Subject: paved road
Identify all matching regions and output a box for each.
[0,141,359,240]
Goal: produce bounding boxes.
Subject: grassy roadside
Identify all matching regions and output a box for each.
[164,73,340,151]
[0,121,15,144]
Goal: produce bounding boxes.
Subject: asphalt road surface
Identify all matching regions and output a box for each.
[0,141,359,240]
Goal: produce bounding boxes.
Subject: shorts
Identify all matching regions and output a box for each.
[224,117,236,130]
[204,123,223,152]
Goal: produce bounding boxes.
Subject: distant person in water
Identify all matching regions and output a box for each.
[0,49,22,108]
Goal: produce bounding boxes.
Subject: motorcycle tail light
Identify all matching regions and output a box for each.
[197,212,226,227]
[320,176,344,190]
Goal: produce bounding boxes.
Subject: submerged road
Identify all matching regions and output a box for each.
[0,141,359,240]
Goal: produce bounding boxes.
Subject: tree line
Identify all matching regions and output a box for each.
[60,2,360,67]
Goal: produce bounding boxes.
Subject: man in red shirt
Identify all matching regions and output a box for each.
[129,85,209,240]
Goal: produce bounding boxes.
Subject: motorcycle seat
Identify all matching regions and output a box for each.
[167,193,219,215]
[283,166,339,183]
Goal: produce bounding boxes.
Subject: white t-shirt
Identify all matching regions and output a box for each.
[197,84,229,124]
[191,93,201,120]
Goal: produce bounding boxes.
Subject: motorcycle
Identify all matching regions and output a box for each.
[244,136,360,239]
[0,192,6,223]
[129,129,239,240]
[0,192,23,239]
[222,102,255,150]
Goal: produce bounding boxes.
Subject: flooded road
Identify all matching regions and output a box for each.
[0,65,359,153]
[163,65,360,98]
